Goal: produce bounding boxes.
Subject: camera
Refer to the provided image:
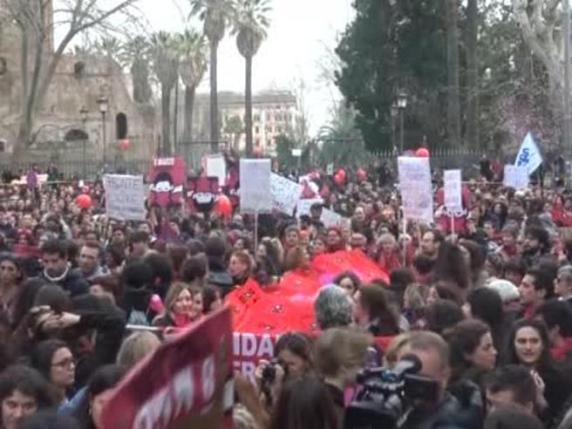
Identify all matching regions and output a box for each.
[261,359,287,384]
[344,354,439,429]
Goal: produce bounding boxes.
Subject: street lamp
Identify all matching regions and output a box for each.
[397,91,408,154]
[79,106,89,179]
[97,96,109,164]
[391,104,399,154]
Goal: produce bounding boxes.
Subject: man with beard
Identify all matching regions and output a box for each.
[37,240,88,297]
[521,226,553,267]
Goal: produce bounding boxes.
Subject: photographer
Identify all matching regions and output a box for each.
[254,332,315,412]
[346,331,483,429]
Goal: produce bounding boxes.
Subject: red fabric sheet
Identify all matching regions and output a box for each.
[227,250,389,334]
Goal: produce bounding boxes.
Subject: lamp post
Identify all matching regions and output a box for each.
[397,91,408,154]
[391,104,398,154]
[79,106,89,179]
[97,96,109,165]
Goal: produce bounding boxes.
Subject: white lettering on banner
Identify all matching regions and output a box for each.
[503,165,529,190]
[154,158,175,167]
[398,157,434,223]
[240,159,272,213]
[321,208,349,229]
[233,333,277,381]
[103,175,146,221]
[443,169,462,211]
[270,174,303,215]
[133,357,214,429]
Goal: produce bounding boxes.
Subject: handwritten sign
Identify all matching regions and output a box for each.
[443,169,462,211]
[326,163,334,176]
[321,208,349,229]
[103,175,146,221]
[398,157,433,223]
[296,198,323,218]
[240,159,272,213]
[503,165,529,190]
[270,174,303,215]
[206,155,226,188]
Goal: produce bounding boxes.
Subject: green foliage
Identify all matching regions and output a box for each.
[317,103,368,166]
[335,0,448,152]
[275,134,297,169]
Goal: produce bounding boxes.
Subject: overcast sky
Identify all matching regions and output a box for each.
[139,0,355,134]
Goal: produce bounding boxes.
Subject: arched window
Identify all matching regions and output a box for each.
[0,140,6,152]
[116,113,128,140]
[64,129,88,142]
[0,58,6,76]
[74,62,85,78]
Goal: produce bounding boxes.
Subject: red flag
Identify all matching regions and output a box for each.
[101,308,233,429]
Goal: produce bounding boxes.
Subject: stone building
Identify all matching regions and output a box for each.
[191,90,300,155]
[0,3,158,163]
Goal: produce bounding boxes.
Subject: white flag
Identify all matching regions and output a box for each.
[515,133,542,175]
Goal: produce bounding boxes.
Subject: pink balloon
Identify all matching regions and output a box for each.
[357,168,367,182]
[149,294,165,314]
[337,169,347,180]
[416,147,430,158]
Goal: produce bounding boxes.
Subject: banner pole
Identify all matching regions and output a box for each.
[402,214,407,266]
[450,210,455,239]
[254,211,259,253]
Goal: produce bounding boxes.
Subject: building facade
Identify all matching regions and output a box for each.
[0,3,158,162]
[192,90,299,154]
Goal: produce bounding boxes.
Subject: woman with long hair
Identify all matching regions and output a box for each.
[152,282,194,328]
[353,283,400,336]
[504,319,572,424]
[445,319,497,388]
[0,254,26,327]
[464,287,506,352]
[30,339,75,405]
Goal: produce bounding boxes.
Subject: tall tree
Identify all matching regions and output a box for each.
[190,0,235,152]
[232,0,271,156]
[176,29,208,145]
[0,0,138,160]
[465,0,479,148]
[121,36,153,104]
[150,32,179,156]
[445,0,462,147]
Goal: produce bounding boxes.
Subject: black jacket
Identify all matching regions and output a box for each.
[38,268,89,297]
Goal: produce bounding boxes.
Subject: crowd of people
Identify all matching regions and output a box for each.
[1,158,572,428]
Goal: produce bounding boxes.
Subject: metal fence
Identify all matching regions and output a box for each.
[375,148,486,175]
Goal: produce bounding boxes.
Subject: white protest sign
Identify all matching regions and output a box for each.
[206,155,226,187]
[321,208,349,229]
[398,157,434,223]
[503,165,529,190]
[103,174,146,221]
[270,174,303,215]
[326,163,334,176]
[444,169,462,211]
[296,198,323,218]
[240,159,272,213]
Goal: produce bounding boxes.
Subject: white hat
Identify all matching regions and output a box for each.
[487,279,520,303]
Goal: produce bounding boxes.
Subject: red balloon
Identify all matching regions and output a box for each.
[119,139,131,151]
[76,194,92,210]
[334,173,344,186]
[215,195,233,217]
[416,147,430,158]
[357,168,367,182]
[337,169,347,180]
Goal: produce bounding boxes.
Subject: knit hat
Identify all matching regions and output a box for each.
[487,279,520,303]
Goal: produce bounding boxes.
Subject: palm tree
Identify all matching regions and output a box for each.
[233,0,271,156]
[175,29,208,145]
[121,36,153,104]
[190,0,235,152]
[150,32,180,155]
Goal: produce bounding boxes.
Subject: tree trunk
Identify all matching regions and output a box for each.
[183,85,196,145]
[245,54,253,156]
[209,39,219,152]
[445,0,462,148]
[161,84,172,156]
[466,0,479,149]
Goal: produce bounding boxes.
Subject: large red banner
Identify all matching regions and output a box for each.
[101,308,233,429]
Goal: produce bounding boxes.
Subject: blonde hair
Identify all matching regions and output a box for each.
[164,281,191,315]
[378,232,397,246]
[315,328,370,378]
[403,284,428,311]
[383,333,412,369]
[117,331,161,369]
